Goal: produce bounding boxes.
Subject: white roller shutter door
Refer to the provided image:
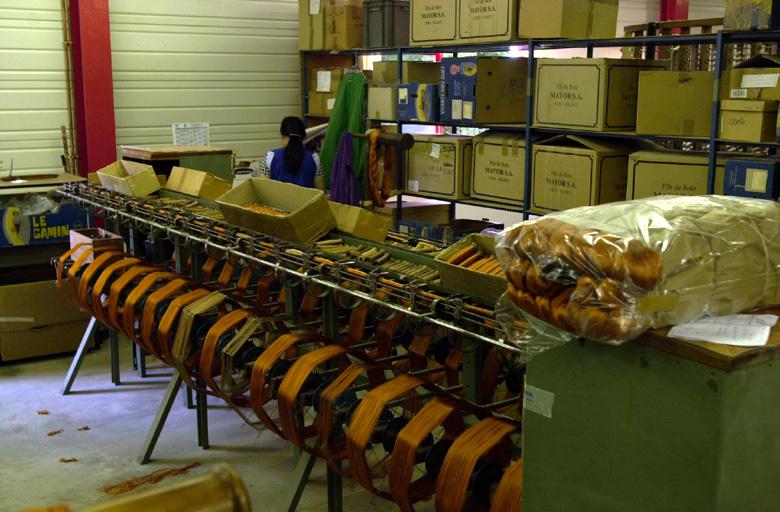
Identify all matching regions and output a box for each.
[109,0,300,163]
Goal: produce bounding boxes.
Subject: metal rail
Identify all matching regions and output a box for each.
[57,184,519,353]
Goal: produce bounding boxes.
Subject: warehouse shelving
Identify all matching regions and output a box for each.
[302,30,780,224]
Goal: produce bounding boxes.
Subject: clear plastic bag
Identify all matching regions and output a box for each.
[496,195,780,345]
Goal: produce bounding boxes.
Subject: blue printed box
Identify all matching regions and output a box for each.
[1,203,86,248]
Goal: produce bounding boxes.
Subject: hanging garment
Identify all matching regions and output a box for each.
[330,132,361,206]
[320,71,367,187]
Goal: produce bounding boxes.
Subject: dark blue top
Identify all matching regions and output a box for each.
[269,148,318,188]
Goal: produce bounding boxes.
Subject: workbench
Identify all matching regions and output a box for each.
[522,312,780,511]
[120,145,233,181]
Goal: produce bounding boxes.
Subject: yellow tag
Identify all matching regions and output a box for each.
[746,168,769,193]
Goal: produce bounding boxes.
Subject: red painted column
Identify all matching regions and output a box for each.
[70,0,117,176]
[660,0,689,21]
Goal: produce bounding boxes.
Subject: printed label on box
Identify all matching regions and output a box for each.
[730,88,749,98]
[452,99,463,120]
[741,73,780,88]
[316,70,332,92]
[524,385,554,419]
[309,0,320,15]
[399,88,409,104]
[326,98,336,110]
[430,143,441,159]
[462,101,473,120]
[407,179,420,192]
[747,168,769,193]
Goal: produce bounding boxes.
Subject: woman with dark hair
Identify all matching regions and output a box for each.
[256,116,324,190]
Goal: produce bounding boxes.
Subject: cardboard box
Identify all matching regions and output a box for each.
[636,71,714,137]
[311,68,344,93]
[434,234,506,304]
[69,228,124,263]
[410,0,458,47]
[471,131,527,207]
[405,135,473,200]
[725,0,780,30]
[300,0,326,50]
[440,57,527,124]
[0,203,86,248]
[0,280,91,361]
[627,150,726,199]
[329,201,392,242]
[372,61,441,85]
[96,160,161,197]
[722,55,780,101]
[325,2,363,50]
[308,91,338,117]
[459,0,517,43]
[724,157,780,199]
[719,99,778,143]
[531,135,630,213]
[519,0,619,38]
[373,199,450,224]
[215,179,336,244]
[535,58,668,132]
[368,86,398,120]
[166,166,232,200]
[398,83,439,122]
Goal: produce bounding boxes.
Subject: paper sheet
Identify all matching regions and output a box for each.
[316,70,331,92]
[172,122,209,146]
[668,314,779,347]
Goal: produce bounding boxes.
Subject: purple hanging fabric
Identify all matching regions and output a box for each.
[329,132,361,206]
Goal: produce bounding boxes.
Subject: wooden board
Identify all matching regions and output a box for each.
[121,145,232,160]
[0,174,84,196]
[638,308,780,372]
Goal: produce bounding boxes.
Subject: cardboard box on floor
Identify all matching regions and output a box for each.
[308,91,338,116]
[627,150,726,199]
[300,0,326,50]
[636,71,714,137]
[441,57,528,124]
[368,86,398,120]
[166,166,232,200]
[0,280,91,361]
[724,0,780,30]
[405,135,473,199]
[328,201,392,242]
[410,0,458,47]
[97,160,161,197]
[325,0,363,50]
[434,234,506,304]
[216,179,336,244]
[470,131,527,207]
[519,0,619,38]
[459,0,517,43]
[531,135,632,214]
[372,61,441,85]
[534,58,669,131]
[310,68,344,93]
[722,55,780,101]
[719,99,779,143]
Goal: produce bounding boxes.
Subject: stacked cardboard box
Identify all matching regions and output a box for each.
[636,71,714,137]
[627,150,726,199]
[397,83,439,122]
[531,135,632,213]
[300,0,363,50]
[368,86,399,120]
[725,157,780,199]
[405,134,473,199]
[372,61,441,85]
[440,57,527,124]
[518,0,619,38]
[534,58,668,132]
[470,131,527,207]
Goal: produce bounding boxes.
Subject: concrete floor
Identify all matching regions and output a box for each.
[0,341,434,511]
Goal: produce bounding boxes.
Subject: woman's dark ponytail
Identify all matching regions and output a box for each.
[280,116,306,176]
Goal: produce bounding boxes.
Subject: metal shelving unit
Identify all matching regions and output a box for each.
[302,30,780,224]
